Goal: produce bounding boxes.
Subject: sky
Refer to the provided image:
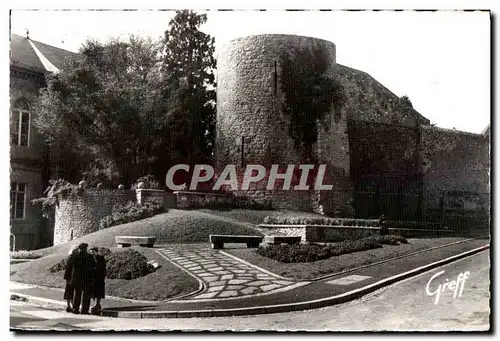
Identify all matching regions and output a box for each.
[9,9,491,133]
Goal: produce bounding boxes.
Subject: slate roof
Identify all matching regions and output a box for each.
[10,33,76,73]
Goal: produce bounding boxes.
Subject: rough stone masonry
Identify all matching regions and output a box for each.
[214,34,489,218]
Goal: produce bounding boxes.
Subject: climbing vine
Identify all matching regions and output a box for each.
[31,179,84,218]
[279,46,345,161]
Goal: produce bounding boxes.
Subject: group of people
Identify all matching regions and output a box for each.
[63,243,106,315]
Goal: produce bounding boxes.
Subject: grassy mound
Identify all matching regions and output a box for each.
[10,247,199,301]
[256,235,408,263]
[34,209,262,257]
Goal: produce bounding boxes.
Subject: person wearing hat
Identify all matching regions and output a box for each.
[66,243,96,314]
[63,245,79,312]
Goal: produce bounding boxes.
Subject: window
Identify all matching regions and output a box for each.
[10,182,26,219]
[11,99,31,146]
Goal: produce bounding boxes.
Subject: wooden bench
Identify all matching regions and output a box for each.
[264,235,301,245]
[209,235,264,250]
[115,236,156,248]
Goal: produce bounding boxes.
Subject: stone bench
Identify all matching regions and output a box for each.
[209,235,264,250]
[264,235,302,245]
[115,236,156,248]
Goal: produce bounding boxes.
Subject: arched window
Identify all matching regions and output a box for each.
[11,99,31,146]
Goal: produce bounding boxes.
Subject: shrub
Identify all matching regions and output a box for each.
[10,250,42,259]
[255,235,407,263]
[131,175,160,190]
[48,248,156,280]
[49,258,69,273]
[261,216,379,227]
[106,249,154,280]
[99,198,165,229]
[384,221,441,230]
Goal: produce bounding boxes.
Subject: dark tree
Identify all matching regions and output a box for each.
[162,10,217,165]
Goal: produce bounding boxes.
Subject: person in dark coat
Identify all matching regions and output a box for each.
[90,247,106,314]
[63,245,79,312]
[67,243,96,314]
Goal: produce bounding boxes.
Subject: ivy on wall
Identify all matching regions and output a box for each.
[279,46,345,161]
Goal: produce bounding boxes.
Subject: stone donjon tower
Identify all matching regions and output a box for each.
[215,34,351,213]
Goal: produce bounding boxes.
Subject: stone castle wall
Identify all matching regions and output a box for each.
[53,190,136,245]
[421,126,490,213]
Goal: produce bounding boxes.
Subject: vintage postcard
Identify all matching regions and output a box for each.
[8,8,491,332]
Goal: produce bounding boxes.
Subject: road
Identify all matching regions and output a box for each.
[10,250,490,332]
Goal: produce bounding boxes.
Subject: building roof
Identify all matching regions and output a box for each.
[10,33,76,74]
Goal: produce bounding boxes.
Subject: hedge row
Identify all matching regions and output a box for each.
[262,216,380,227]
[10,250,42,259]
[255,235,408,263]
[384,221,442,229]
[99,198,165,229]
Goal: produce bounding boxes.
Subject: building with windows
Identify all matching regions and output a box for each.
[10,33,76,250]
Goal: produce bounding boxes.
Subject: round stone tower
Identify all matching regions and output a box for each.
[215,34,337,168]
[215,34,351,213]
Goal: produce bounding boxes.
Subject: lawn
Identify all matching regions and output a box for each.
[33,209,263,257]
[10,246,199,301]
[224,237,470,280]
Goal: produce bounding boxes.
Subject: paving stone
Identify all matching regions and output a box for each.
[188,266,203,271]
[260,284,281,292]
[247,270,262,274]
[193,292,219,299]
[231,270,246,274]
[226,285,245,290]
[217,290,238,298]
[240,287,260,295]
[220,274,234,280]
[210,281,227,286]
[227,279,250,285]
[273,280,294,286]
[197,273,215,277]
[214,271,231,275]
[247,280,271,286]
[202,276,219,282]
[207,285,225,292]
[204,264,219,269]
[256,275,276,280]
[209,267,224,271]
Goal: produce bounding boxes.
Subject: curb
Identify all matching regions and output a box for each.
[9,281,177,305]
[96,244,489,318]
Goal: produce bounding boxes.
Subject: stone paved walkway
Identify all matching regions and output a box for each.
[157,246,307,300]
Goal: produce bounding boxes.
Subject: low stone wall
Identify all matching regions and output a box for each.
[174,191,234,210]
[258,224,454,242]
[258,224,379,242]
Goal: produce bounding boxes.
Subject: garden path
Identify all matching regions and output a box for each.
[157,246,308,300]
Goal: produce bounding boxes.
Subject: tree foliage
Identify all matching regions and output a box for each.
[33,10,216,186]
[162,10,216,164]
